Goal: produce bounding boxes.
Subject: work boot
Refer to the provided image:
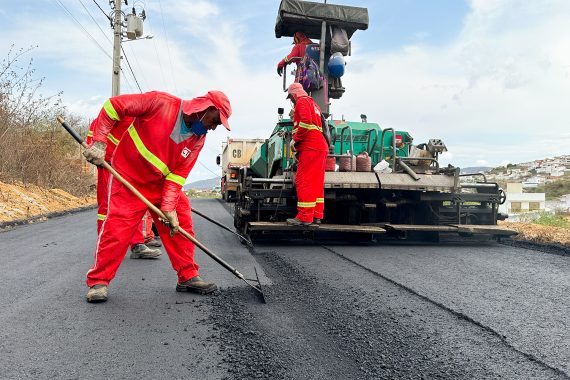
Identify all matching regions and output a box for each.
[286,218,312,226]
[86,284,108,303]
[176,276,218,295]
[130,244,161,259]
[313,218,322,225]
[145,238,162,248]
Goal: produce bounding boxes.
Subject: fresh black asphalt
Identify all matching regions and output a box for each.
[0,198,568,379]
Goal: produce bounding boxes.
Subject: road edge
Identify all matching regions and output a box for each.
[0,204,97,231]
[500,238,570,257]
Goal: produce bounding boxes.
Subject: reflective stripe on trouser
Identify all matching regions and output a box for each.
[294,149,327,223]
[87,179,199,287]
[96,167,146,248]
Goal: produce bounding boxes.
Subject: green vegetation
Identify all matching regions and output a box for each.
[527,179,570,200]
[0,45,91,195]
[489,164,521,174]
[185,190,221,199]
[522,212,570,228]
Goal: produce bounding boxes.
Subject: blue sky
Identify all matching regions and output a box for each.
[1,0,569,181]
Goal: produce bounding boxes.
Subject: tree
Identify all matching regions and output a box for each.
[0,45,92,195]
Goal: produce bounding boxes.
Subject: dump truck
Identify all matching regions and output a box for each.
[232,0,514,242]
[216,138,265,201]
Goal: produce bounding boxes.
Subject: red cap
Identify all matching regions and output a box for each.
[207,91,232,131]
[182,90,232,131]
[286,82,307,100]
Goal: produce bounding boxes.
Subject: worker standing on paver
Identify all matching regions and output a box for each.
[286,83,328,226]
[276,31,313,77]
[82,90,232,303]
[86,117,162,259]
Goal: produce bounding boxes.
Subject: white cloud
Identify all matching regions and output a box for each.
[341,0,570,169]
[3,0,569,181]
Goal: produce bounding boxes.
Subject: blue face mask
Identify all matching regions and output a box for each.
[189,112,208,136]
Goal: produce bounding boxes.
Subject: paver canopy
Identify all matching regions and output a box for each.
[275,0,369,40]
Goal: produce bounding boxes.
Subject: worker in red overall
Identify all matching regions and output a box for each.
[286,83,328,226]
[86,117,161,259]
[277,31,314,77]
[82,90,232,303]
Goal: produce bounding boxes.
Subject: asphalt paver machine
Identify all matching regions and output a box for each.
[234,0,514,242]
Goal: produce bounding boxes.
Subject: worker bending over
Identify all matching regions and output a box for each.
[86,117,162,259]
[83,90,232,303]
[286,83,328,226]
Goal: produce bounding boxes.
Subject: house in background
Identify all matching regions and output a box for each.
[499,183,545,214]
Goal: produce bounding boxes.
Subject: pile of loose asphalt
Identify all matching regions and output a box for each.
[202,244,564,379]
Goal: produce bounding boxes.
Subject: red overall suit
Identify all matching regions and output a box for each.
[277,32,314,72]
[85,118,155,247]
[86,91,211,287]
[292,95,328,223]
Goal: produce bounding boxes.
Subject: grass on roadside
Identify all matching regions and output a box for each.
[524,213,570,228]
[185,190,221,199]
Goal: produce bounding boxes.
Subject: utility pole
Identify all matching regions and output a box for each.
[109,0,148,96]
[111,0,122,96]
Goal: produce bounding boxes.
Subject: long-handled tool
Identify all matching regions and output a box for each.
[56,116,265,303]
[191,207,253,248]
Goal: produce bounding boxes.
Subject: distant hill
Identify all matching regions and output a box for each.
[460,167,492,175]
[184,177,220,190]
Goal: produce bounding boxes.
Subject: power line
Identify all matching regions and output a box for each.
[157,0,178,93]
[121,45,143,93]
[145,16,168,91]
[91,0,111,22]
[125,42,148,91]
[77,0,112,46]
[120,67,135,93]
[197,160,221,178]
[53,0,111,60]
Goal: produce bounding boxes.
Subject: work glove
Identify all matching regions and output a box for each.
[83,141,107,166]
[277,65,283,77]
[160,209,179,236]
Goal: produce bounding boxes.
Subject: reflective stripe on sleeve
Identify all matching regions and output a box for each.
[87,131,93,137]
[107,133,119,145]
[165,173,186,186]
[97,213,106,221]
[316,198,324,204]
[103,99,120,121]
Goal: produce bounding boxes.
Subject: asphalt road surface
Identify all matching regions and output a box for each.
[1,198,569,379]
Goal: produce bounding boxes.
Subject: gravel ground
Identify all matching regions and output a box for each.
[2,198,569,379]
[205,242,565,379]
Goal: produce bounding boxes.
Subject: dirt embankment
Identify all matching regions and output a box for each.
[500,221,570,247]
[0,180,96,223]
